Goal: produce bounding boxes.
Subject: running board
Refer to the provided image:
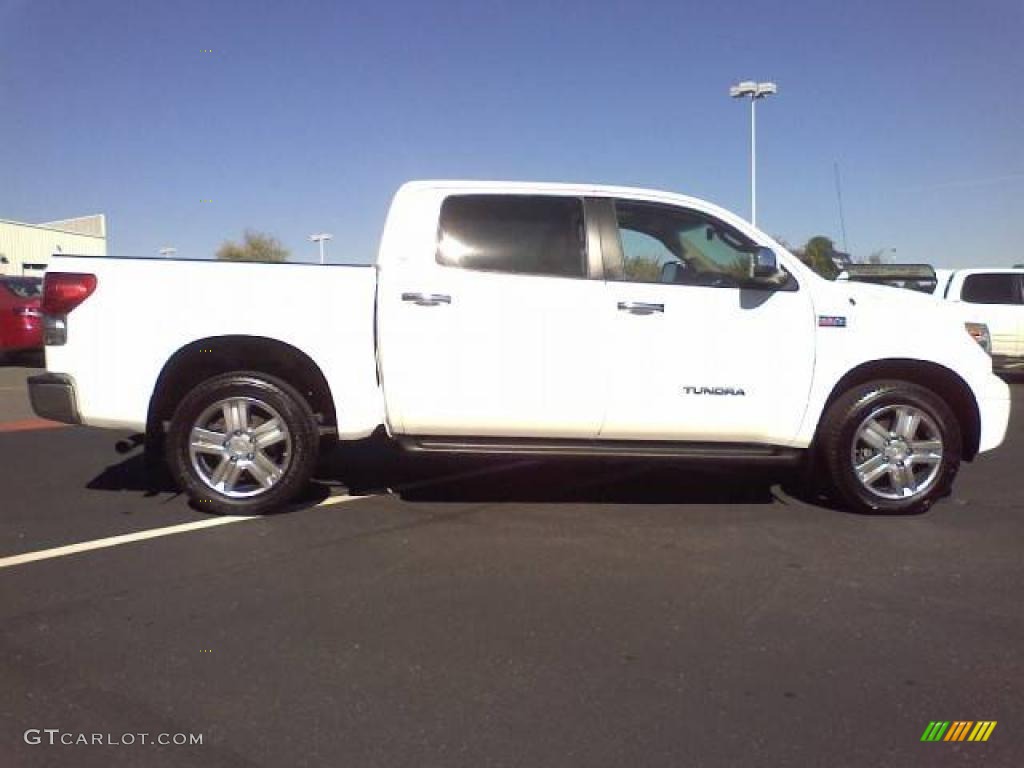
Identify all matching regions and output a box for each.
[398,436,804,465]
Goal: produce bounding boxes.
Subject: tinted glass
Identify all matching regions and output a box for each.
[437,195,586,278]
[613,201,760,287]
[961,274,1021,304]
[0,278,43,298]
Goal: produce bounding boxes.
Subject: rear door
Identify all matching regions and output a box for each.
[376,192,607,438]
[595,197,817,444]
[958,272,1024,358]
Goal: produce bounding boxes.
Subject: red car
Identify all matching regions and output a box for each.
[0,276,43,361]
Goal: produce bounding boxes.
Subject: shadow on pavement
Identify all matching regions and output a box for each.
[85,429,798,508]
[86,435,333,511]
[86,452,171,498]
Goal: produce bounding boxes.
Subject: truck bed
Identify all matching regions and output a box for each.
[44,256,384,437]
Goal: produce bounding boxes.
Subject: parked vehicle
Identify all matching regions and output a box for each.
[0,276,43,361]
[934,268,1024,371]
[28,181,1010,515]
[836,264,938,294]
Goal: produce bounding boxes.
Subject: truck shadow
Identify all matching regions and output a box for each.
[86,431,810,509]
[322,433,788,505]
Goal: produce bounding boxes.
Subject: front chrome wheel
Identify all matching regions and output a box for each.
[850,404,943,500]
[188,396,293,498]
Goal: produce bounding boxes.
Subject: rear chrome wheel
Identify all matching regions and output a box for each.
[189,397,293,498]
[167,372,319,515]
[851,404,943,501]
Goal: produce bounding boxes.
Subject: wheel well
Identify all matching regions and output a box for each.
[147,336,337,438]
[821,359,981,460]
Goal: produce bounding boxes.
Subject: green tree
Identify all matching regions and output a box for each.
[216,230,290,263]
[801,235,840,279]
[622,255,664,282]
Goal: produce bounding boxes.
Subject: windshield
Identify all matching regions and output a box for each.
[1,277,43,298]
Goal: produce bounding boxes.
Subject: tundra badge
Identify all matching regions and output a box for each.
[682,386,746,396]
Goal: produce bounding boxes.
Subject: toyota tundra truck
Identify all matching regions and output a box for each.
[28,181,1011,515]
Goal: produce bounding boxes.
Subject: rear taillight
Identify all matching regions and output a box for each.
[42,272,97,346]
[42,273,97,315]
[13,306,42,318]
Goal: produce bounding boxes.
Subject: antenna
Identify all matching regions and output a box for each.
[834,161,849,254]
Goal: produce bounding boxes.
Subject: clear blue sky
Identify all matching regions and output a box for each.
[2,0,1021,266]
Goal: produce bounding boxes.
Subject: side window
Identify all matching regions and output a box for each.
[619,229,679,282]
[961,274,1022,305]
[437,195,586,278]
[612,200,763,288]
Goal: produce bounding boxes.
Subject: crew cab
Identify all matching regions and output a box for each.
[28,181,1011,515]
[934,268,1024,372]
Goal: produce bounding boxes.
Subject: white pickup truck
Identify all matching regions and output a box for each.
[934,268,1024,372]
[28,181,1010,515]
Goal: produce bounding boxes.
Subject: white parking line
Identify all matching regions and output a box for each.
[0,459,537,569]
[0,494,375,569]
[0,515,258,569]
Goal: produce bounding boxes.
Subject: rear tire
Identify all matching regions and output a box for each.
[819,380,961,514]
[166,372,319,515]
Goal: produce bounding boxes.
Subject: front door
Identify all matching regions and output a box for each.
[597,198,817,445]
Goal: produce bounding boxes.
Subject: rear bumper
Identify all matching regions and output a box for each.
[977,374,1011,454]
[27,373,81,425]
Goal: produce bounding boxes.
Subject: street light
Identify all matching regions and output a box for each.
[309,233,333,265]
[159,247,177,259]
[729,80,777,227]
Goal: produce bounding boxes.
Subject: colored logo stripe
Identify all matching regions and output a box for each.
[969,722,997,742]
[944,721,971,741]
[921,721,996,742]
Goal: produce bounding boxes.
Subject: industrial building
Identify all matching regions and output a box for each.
[0,214,107,276]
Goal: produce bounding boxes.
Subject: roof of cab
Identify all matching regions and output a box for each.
[395,179,747,230]
[399,178,697,202]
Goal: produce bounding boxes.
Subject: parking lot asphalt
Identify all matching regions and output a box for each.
[0,360,42,423]
[1,362,1023,767]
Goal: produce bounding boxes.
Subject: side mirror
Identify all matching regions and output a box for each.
[750,247,779,280]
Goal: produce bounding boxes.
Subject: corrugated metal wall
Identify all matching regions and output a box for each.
[0,219,107,276]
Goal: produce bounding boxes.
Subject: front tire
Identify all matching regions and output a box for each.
[166,372,319,515]
[819,380,961,514]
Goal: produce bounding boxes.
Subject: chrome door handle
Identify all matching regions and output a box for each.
[402,292,452,306]
[617,301,664,314]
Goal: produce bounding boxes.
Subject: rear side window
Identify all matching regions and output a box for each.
[437,195,586,278]
[961,273,1021,304]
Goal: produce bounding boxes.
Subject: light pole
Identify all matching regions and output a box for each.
[159,247,177,259]
[729,80,777,227]
[309,233,333,265]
